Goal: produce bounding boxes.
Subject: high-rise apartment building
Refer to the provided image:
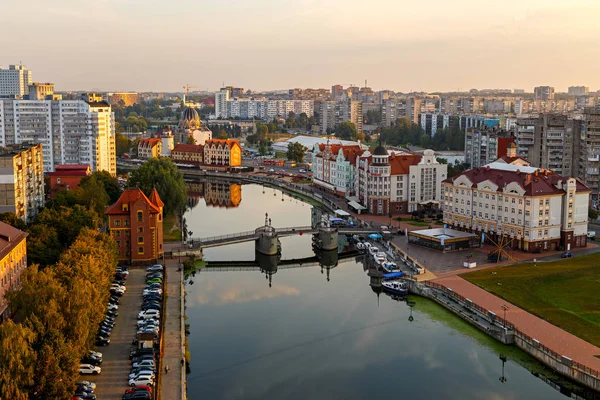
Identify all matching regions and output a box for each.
[221,98,314,120]
[568,86,589,96]
[405,98,423,124]
[0,144,45,222]
[0,65,33,98]
[319,100,362,134]
[382,100,403,127]
[534,86,555,101]
[214,89,231,118]
[418,113,460,137]
[0,99,116,175]
[345,100,363,134]
[578,108,600,201]
[331,85,344,99]
[464,127,515,168]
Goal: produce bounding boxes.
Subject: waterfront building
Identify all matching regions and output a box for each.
[0,221,27,320]
[47,164,91,198]
[137,138,162,159]
[406,150,447,212]
[0,65,32,98]
[442,162,590,252]
[355,144,391,215]
[171,144,204,165]
[312,142,364,196]
[464,127,514,168]
[0,99,116,174]
[105,187,164,264]
[0,144,45,222]
[203,139,242,170]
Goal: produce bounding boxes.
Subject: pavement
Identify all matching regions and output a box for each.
[158,258,184,400]
[93,268,145,399]
[434,275,600,372]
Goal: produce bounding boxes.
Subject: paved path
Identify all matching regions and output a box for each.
[434,276,600,372]
[159,259,184,400]
[93,268,145,399]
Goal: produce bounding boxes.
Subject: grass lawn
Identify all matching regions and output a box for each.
[463,253,600,347]
[163,215,181,242]
[275,151,287,159]
[408,221,432,227]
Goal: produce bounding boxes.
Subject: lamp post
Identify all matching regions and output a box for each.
[501,304,509,328]
[499,354,507,383]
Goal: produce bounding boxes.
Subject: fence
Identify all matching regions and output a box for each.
[423,280,600,389]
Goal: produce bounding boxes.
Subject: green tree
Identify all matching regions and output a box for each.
[115,132,131,156]
[267,121,278,134]
[297,113,309,129]
[78,174,110,217]
[286,142,307,163]
[218,130,228,139]
[589,209,599,220]
[335,121,358,140]
[26,223,61,267]
[187,136,197,145]
[81,171,122,204]
[0,212,26,230]
[127,158,187,216]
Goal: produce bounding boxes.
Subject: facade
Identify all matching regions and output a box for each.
[578,108,600,201]
[389,153,422,213]
[0,99,116,174]
[312,142,364,196]
[203,139,242,169]
[138,138,162,159]
[464,127,514,168]
[407,150,447,212]
[0,221,27,320]
[214,89,230,118]
[171,144,204,165]
[105,188,164,264]
[442,162,590,252]
[217,97,314,120]
[382,100,403,127]
[27,83,54,100]
[47,164,91,198]
[107,92,139,106]
[418,113,459,137]
[568,86,589,96]
[534,86,555,101]
[0,65,32,98]
[355,144,392,215]
[319,100,362,134]
[405,98,423,124]
[0,144,45,222]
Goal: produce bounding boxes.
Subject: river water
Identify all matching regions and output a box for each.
[183,182,588,400]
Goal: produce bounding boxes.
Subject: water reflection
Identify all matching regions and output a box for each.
[183,182,597,400]
[186,180,242,209]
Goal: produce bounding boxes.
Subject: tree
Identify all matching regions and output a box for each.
[267,121,278,134]
[115,132,131,156]
[297,113,309,129]
[26,223,61,267]
[0,212,26,230]
[335,121,358,140]
[80,171,122,204]
[0,320,36,399]
[187,136,197,145]
[286,142,307,163]
[218,130,228,139]
[127,158,187,216]
[589,209,599,220]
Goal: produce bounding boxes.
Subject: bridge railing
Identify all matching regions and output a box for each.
[193,229,257,244]
[274,226,313,233]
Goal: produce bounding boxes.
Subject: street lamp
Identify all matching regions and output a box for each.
[499,354,507,383]
[501,304,509,328]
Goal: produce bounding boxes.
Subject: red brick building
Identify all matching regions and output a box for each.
[105,188,164,264]
[47,164,91,198]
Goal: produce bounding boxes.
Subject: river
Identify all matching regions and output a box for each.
[182,181,591,400]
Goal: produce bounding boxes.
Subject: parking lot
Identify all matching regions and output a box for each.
[93,267,146,399]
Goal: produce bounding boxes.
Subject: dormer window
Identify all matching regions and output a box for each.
[122,204,129,212]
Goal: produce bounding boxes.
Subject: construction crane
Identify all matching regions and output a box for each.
[183,84,200,97]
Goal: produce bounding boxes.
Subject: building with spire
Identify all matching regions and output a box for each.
[178,106,212,145]
[105,187,164,264]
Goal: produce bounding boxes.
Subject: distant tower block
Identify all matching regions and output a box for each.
[255,213,280,255]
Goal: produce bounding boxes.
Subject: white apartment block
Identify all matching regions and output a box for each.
[0,65,32,98]
[217,97,314,120]
[0,99,116,175]
[319,100,362,134]
[442,162,589,252]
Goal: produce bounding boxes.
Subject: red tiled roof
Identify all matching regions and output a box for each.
[105,188,161,215]
[47,164,91,177]
[448,165,591,196]
[172,144,203,153]
[204,139,240,149]
[150,188,164,208]
[139,138,161,148]
[389,153,421,175]
[315,144,364,163]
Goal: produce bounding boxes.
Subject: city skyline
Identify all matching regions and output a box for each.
[2,0,600,93]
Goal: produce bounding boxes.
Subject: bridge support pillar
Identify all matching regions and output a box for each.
[256,234,280,255]
[314,227,338,251]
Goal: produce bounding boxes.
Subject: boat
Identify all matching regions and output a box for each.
[382,271,404,280]
[373,252,387,266]
[368,246,379,255]
[382,280,408,296]
[381,262,400,273]
[356,242,366,252]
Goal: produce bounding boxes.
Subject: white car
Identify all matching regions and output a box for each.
[79,364,101,375]
[111,284,126,292]
[107,303,118,311]
[129,376,154,387]
[88,350,102,359]
[132,359,155,369]
[129,370,155,380]
[299,169,306,173]
[138,310,160,319]
[137,320,159,329]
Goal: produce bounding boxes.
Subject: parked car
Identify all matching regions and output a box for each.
[132,359,155,369]
[81,356,102,366]
[128,370,155,380]
[128,376,154,387]
[73,392,97,400]
[107,303,119,311]
[96,336,110,346]
[79,364,101,375]
[138,310,160,319]
[124,385,152,395]
[561,252,573,258]
[75,381,96,390]
[146,264,163,272]
[145,278,162,284]
[145,272,163,279]
[122,391,151,400]
[75,384,94,393]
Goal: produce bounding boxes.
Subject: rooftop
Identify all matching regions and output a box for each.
[0,221,27,260]
[409,227,478,241]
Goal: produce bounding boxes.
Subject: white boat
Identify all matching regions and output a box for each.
[356,242,366,251]
[382,280,408,296]
[368,246,380,255]
[381,262,399,273]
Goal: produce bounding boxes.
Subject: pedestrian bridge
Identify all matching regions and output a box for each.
[191,226,376,249]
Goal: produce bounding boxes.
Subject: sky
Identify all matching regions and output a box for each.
[1,0,599,93]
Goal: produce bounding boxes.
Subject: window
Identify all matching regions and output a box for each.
[138,246,144,254]
[138,227,144,233]
[57,177,61,184]
[138,236,144,244]
[137,211,143,222]
[115,219,120,227]
[124,219,129,227]
[116,231,121,237]
[116,240,121,247]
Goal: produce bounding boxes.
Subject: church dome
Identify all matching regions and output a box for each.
[373,143,387,156]
[179,107,201,130]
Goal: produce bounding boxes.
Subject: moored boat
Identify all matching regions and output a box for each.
[382,280,408,296]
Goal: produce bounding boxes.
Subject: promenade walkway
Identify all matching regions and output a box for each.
[434,276,600,372]
[159,259,184,400]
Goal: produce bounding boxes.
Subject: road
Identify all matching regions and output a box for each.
[93,268,145,399]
